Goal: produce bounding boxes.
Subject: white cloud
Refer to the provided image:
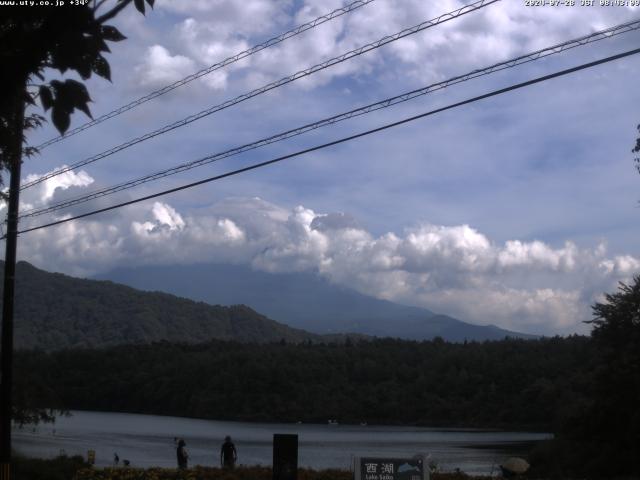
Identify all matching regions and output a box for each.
[151,202,185,231]
[599,255,640,276]
[158,0,291,38]
[13,2,640,338]
[310,212,360,231]
[19,168,94,212]
[148,1,637,93]
[135,45,197,88]
[498,240,578,272]
[11,183,640,335]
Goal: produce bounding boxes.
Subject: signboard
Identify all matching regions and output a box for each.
[273,434,298,480]
[354,456,428,480]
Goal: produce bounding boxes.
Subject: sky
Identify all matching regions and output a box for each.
[4,0,640,335]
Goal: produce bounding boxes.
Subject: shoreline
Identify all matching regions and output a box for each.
[13,410,546,476]
[18,408,552,434]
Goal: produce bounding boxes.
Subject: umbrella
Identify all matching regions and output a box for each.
[501,457,530,474]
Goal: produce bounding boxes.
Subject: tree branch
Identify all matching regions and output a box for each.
[96,0,133,24]
[93,0,109,13]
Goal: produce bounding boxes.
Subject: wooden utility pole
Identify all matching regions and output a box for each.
[0,86,25,480]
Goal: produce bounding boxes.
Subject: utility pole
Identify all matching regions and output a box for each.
[0,87,25,480]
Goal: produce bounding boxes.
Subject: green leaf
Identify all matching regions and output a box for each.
[63,80,93,119]
[24,91,36,106]
[39,86,53,111]
[24,114,45,131]
[92,55,111,81]
[98,38,111,53]
[134,0,145,14]
[76,103,92,118]
[65,80,91,104]
[75,58,92,80]
[101,25,127,42]
[23,146,39,158]
[51,106,71,134]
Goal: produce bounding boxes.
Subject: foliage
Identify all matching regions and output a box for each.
[11,350,68,425]
[13,454,89,480]
[15,335,593,430]
[74,466,353,480]
[582,276,640,477]
[72,466,491,480]
[0,0,153,187]
[0,0,153,426]
[531,276,640,478]
[1,261,320,350]
[634,123,640,174]
[8,458,502,480]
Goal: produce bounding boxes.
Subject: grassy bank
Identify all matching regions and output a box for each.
[13,455,89,480]
[75,466,350,480]
[12,459,491,480]
[74,467,488,480]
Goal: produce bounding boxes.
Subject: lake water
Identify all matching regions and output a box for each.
[13,411,550,476]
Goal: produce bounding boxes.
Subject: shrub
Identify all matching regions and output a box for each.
[14,454,89,480]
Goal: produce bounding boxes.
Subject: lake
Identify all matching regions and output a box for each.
[13,411,550,476]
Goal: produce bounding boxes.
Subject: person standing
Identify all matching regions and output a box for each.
[220,435,237,468]
[177,438,189,469]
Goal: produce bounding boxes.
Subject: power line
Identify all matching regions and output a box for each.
[21,0,499,190]
[14,46,640,237]
[19,18,640,220]
[34,0,378,151]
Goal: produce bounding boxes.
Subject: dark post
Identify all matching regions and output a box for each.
[0,89,24,480]
[273,434,298,480]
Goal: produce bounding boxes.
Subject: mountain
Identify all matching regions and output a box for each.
[97,263,536,341]
[1,261,322,350]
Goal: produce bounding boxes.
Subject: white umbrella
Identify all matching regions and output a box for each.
[501,457,530,474]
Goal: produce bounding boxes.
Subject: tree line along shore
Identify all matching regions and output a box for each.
[13,276,640,478]
[16,336,589,430]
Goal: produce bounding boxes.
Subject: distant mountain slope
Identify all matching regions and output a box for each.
[1,261,320,350]
[98,263,536,341]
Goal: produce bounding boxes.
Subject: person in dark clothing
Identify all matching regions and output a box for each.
[220,435,237,468]
[177,438,188,469]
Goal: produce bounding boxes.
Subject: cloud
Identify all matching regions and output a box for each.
[137,1,635,95]
[132,202,185,234]
[13,2,640,339]
[310,212,360,231]
[497,240,577,272]
[11,172,640,335]
[158,0,291,38]
[19,168,95,213]
[135,45,197,88]
[599,255,640,276]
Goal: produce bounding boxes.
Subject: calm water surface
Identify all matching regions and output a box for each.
[13,411,550,475]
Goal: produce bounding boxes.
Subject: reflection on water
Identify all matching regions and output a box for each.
[13,411,550,475]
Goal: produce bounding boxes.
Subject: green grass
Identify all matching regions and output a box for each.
[13,454,89,480]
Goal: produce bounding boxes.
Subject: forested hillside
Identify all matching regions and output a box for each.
[2,261,320,349]
[15,336,592,430]
[99,263,536,341]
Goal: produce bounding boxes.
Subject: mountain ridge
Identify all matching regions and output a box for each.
[1,260,324,350]
[97,263,537,341]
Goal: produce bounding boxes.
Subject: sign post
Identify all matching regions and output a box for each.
[273,434,298,480]
[354,456,429,480]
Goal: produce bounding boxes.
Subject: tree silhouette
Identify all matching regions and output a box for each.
[634,124,640,174]
[0,0,154,429]
[1,0,153,183]
[585,276,640,476]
